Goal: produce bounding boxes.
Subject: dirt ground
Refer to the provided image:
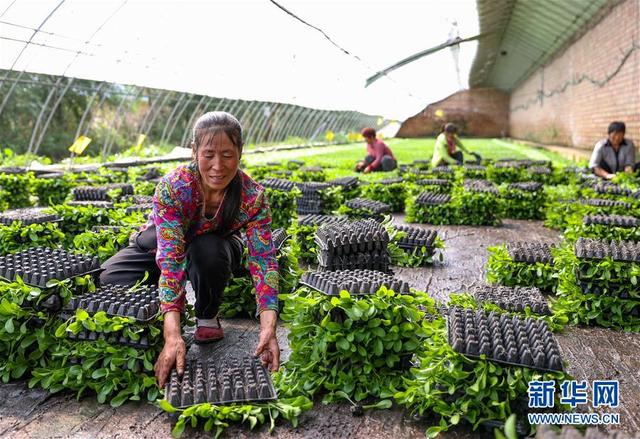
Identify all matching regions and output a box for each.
[0,217,637,438]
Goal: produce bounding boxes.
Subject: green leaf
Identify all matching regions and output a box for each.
[504,414,517,439]
[76,309,89,321]
[4,318,14,334]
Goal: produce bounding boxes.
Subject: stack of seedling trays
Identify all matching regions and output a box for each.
[67,200,115,208]
[579,198,631,209]
[314,219,390,272]
[503,182,545,220]
[271,227,289,251]
[0,247,100,288]
[260,178,296,192]
[164,356,277,408]
[259,178,300,229]
[296,166,325,182]
[328,176,360,199]
[406,191,456,225]
[124,195,154,214]
[295,214,351,262]
[72,183,134,201]
[415,191,451,206]
[471,284,550,316]
[394,225,440,266]
[0,208,61,225]
[462,164,487,178]
[446,307,563,371]
[360,177,407,212]
[487,242,557,293]
[344,197,391,220]
[488,161,524,183]
[525,166,552,182]
[295,182,334,215]
[300,269,411,296]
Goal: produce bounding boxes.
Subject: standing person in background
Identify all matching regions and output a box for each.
[431,123,474,167]
[589,121,637,180]
[355,127,397,173]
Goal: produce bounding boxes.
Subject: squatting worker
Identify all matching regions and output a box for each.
[431,123,472,167]
[99,111,280,387]
[589,121,637,180]
[355,127,397,173]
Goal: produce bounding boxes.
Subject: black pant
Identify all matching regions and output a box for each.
[450,151,463,164]
[100,226,243,319]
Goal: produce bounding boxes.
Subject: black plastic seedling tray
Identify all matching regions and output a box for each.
[315,219,389,255]
[446,307,563,372]
[579,198,631,209]
[0,247,101,287]
[472,285,550,315]
[526,166,551,175]
[62,284,159,322]
[583,214,639,227]
[415,178,451,187]
[66,327,153,349]
[395,225,438,251]
[376,177,404,185]
[68,200,115,209]
[345,198,391,215]
[317,249,390,272]
[463,164,486,171]
[506,242,555,265]
[260,178,296,192]
[508,181,543,192]
[592,182,632,196]
[464,179,499,194]
[300,269,410,296]
[574,238,640,262]
[299,166,323,173]
[72,183,134,201]
[328,176,359,190]
[0,208,62,226]
[271,228,289,251]
[165,356,277,408]
[297,214,351,227]
[415,191,451,206]
[125,204,153,214]
[431,166,455,174]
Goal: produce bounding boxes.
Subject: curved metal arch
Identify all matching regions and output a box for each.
[32,76,76,154]
[180,95,216,147]
[245,101,273,146]
[26,75,65,154]
[74,82,106,140]
[164,93,196,145]
[101,86,139,157]
[143,90,175,138]
[159,92,187,144]
[103,86,144,156]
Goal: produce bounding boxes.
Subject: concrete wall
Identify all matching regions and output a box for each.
[397,88,510,138]
[509,0,640,150]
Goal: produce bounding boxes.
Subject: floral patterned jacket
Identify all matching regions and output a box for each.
[146,162,278,314]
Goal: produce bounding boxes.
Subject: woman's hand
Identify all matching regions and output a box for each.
[255,310,280,371]
[154,311,185,387]
[363,166,372,174]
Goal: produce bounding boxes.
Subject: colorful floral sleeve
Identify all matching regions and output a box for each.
[245,190,279,315]
[153,178,189,314]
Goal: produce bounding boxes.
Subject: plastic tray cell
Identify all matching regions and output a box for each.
[125,204,153,214]
[67,200,115,209]
[300,269,411,295]
[0,208,61,225]
[579,198,631,209]
[63,284,159,322]
[446,307,563,372]
[471,285,551,315]
[165,356,277,408]
[415,191,451,206]
[415,179,451,188]
[72,183,134,201]
[583,214,639,227]
[574,238,640,262]
[506,242,555,265]
[0,247,100,287]
[345,198,391,216]
[508,182,543,192]
[526,166,551,175]
[464,179,499,194]
[260,178,296,192]
[377,177,404,185]
[431,166,455,174]
[395,225,438,251]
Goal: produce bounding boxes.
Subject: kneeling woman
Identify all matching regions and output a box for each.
[100,111,280,387]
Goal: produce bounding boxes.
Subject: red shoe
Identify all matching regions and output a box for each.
[194,318,224,344]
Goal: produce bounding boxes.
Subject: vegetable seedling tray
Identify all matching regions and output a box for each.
[431,166,455,174]
[464,179,499,195]
[526,166,551,175]
[297,214,350,227]
[67,200,115,209]
[300,269,410,296]
[507,181,543,192]
[574,238,640,262]
[471,284,550,315]
[72,183,134,201]
[271,228,289,251]
[446,307,563,372]
[260,178,296,192]
[579,198,631,209]
[415,178,450,187]
[65,328,153,349]
[0,208,62,225]
[317,249,391,272]
[506,242,555,265]
[165,356,277,408]
[592,182,631,197]
[62,284,159,323]
[328,176,359,190]
[315,219,389,255]
[395,225,438,251]
[0,247,100,287]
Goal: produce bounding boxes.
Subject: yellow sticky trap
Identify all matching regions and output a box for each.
[325,130,335,142]
[135,134,147,149]
[68,136,92,155]
[435,109,445,119]
[377,117,384,126]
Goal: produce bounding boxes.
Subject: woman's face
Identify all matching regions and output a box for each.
[365,135,375,145]
[608,131,624,147]
[445,131,455,142]
[195,130,240,194]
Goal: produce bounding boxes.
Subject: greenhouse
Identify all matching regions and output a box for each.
[0,0,638,438]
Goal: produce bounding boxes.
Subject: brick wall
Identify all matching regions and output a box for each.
[509,0,640,150]
[397,88,510,138]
